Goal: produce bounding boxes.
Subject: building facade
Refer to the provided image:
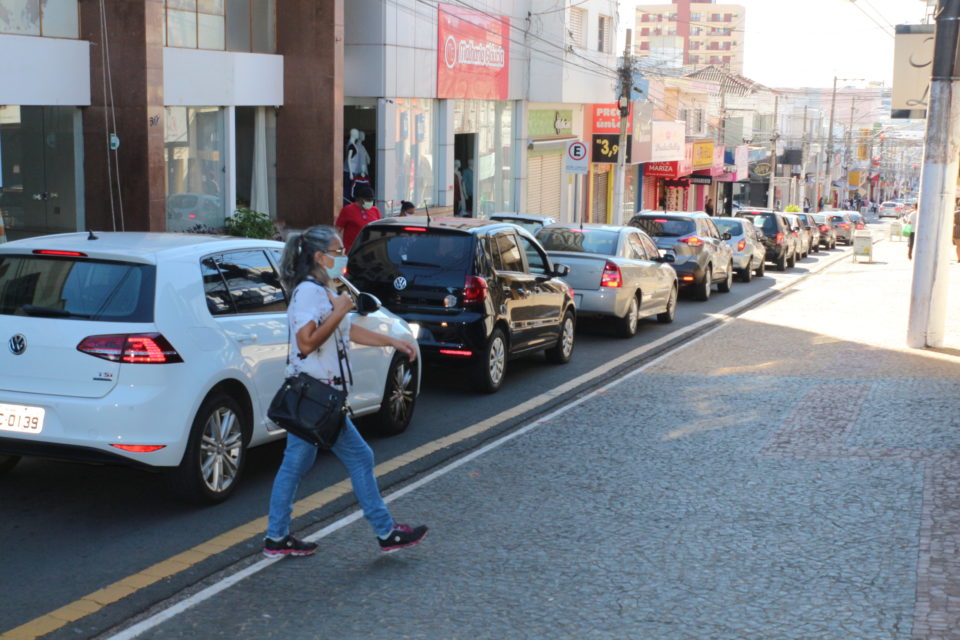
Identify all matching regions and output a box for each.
[635,0,745,75]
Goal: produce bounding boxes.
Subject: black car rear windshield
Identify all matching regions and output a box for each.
[0,256,155,321]
[348,229,474,281]
[631,216,696,238]
[536,228,619,255]
[739,213,778,234]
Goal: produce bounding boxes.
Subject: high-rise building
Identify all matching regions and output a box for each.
[635,0,746,74]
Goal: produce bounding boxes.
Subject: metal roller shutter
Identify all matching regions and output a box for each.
[591,171,608,223]
[526,151,562,216]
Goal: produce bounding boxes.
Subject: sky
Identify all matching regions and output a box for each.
[638,0,931,89]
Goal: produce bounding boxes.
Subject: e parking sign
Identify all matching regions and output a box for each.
[565,140,589,175]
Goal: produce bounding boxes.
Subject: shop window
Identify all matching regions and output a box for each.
[0,0,78,37]
[394,99,436,210]
[164,106,226,232]
[235,107,277,218]
[165,0,274,52]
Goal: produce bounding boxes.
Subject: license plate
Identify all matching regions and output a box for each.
[0,402,45,435]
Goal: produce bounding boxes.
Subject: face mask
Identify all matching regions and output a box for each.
[361,200,374,211]
[326,256,348,280]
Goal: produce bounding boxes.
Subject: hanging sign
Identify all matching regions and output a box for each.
[438,4,510,100]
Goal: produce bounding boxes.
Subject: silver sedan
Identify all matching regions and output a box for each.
[536,224,679,338]
[714,216,766,282]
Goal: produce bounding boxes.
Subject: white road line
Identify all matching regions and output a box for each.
[103,252,848,640]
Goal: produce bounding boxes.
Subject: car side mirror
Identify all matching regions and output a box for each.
[658,253,675,263]
[552,263,570,278]
[722,232,732,240]
[356,292,382,315]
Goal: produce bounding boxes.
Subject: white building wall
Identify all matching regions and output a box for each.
[0,35,90,105]
[163,48,284,106]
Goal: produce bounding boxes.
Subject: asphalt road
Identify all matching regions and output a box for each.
[0,239,861,640]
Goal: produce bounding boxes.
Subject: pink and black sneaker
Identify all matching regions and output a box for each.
[262,534,318,558]
[378,524,428,552]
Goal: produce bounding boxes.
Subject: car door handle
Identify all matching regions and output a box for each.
[234,333,258,344]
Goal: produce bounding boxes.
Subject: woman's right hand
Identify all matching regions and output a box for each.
[332,292,355,316]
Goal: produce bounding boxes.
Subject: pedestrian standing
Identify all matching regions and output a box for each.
[904,208,917,260]
[335,185,381,252]
[263,226,428,557]
[817,196,824,212]
[953,209,960,262]
[704,197,714,216]
[803,197,811,213]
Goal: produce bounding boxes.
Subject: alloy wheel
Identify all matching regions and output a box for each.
[488,335,506,386]
[199,406,243,494]
[387,360,415,425]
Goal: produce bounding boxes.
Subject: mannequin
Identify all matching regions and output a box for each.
[344,129,372,202]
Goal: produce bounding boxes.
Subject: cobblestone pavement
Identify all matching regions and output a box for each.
[122,239,960,640]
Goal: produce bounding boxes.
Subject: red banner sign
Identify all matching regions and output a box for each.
[590,103,634,135]
[437,4,510,100]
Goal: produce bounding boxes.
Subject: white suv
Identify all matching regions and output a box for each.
[0,232,420,502]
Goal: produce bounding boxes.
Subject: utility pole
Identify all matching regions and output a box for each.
[767,95,779,210]
[908,0,960,348]
[823,76,838,208]
[845,97,856,200]
[799,105,809,210]
[612,29,633,225]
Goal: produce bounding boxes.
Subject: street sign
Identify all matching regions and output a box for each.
[565,140,589,174]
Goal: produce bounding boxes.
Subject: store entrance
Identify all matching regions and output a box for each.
[0,106,81,241]
[343,105,377,206]
[454,133,476,217]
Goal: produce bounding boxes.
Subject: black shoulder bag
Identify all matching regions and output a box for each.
[267,288,353,448]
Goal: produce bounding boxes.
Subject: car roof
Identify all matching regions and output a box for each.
[0,232,284,263]
[365,215,526,235]
[633,210,710,219]
[542,222,628,233]
[489,212,556,222]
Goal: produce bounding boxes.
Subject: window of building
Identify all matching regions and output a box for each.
[723,55,731,64]
[395,99,437,209]
[689,55,698,64]
[690,26,701,35]
[0,0,79,37]
[724,13,732,22]
[568,6,587,48]
[164,106,226,232]
[164,0,275,53]
[711,13,722,21]
[690,13,702,21]
[640,12,649,22]
[639,41,649,51]
[597,14,612,53]
[667,13,677,21]
[640,27,649,36]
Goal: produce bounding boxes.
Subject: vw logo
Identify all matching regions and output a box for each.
[393,276,408,291]
[9,334,26,356]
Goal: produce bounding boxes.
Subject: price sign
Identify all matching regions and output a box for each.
[565,140,589,175]
[591,134,631,164]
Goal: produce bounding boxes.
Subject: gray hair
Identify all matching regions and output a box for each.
[279,225,341,291]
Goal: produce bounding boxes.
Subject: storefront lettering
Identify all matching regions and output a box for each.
[444,35,506,70]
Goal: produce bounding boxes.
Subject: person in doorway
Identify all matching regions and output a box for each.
[704,198,714,216]
[953,209,960,261]
[461,160,474,216]
[335,185,381,252]
[453,160,466,217]
[905,207,917,260]
[803,197,811,213]
[818,196,824,212]
[399,200,416,217]
[263,226,427,557]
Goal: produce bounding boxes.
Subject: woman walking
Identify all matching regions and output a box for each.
[263,225,427,557]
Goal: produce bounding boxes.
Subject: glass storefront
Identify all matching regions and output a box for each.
[454,100,514,215]
[164,106,226,232]
[0,0,78,37]
[0,106,82,241]
[394,99,435,210]
[235,106,276,217]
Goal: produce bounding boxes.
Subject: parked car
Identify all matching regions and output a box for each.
[165,193,225,232]
[346,216,576,393]
[0,232,421,503]
[878,201,902,218]
[781,212,810,259]
[811,213,838,249]
[797,213,821,254]
[735,209,799,271]
[829,212,856,245]
[488,213,557,236]
[627,211,735,301]
[535,223,678,337]
[713,216,766,282]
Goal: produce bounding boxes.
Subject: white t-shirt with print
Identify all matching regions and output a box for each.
[286,281,352,386]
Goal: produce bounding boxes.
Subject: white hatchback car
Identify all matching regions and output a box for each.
[0,232,420,503]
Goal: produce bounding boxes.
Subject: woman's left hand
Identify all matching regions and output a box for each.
[393,339,417,362]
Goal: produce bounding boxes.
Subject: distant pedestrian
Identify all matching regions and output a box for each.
[953,209,960,261]
[262,226,427,558]
[335,185,381,252]
[704,198,714,216]
[818,197,824,212]
[803,197,811,213]
[399,200,416,216]
[905,208,917,260]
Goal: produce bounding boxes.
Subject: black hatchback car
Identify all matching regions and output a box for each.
[628,211,735,301]
[735,209,798,271]
[346,216,576,393]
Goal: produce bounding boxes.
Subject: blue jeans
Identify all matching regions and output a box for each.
[266,416,395,540]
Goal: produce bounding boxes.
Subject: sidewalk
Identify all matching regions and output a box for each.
[106,237,960,640]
